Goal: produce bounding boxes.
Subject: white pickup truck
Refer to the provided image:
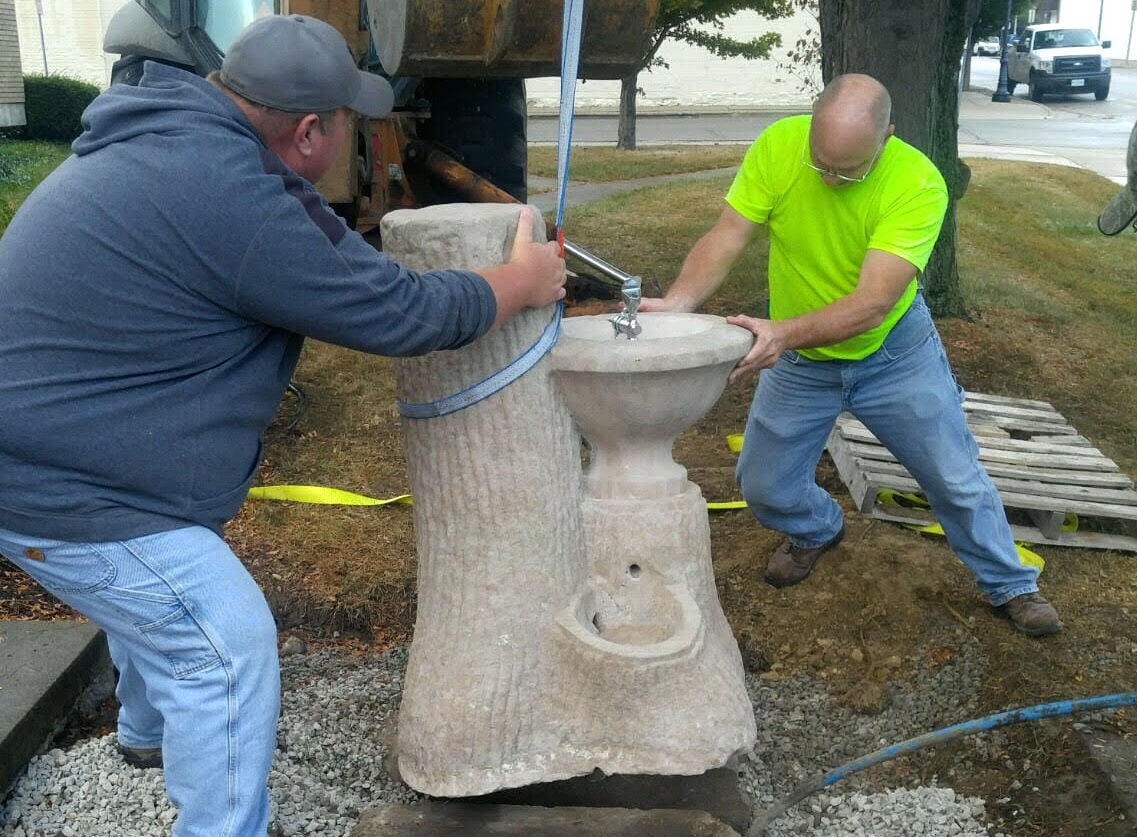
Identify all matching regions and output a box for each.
[1007,23,1111,102]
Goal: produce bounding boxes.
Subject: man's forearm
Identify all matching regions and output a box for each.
[664,229,748,311]
[778,249,918,350]
[775,291,897,351]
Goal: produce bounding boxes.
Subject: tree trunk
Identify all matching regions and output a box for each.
[618,73,638,150]
[819,0,970,317]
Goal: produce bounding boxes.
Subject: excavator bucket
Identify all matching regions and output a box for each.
[370,0,661,79]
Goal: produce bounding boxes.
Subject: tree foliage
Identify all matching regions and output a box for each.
[778,0,822,95]
[648,0,794,67]
[618,0,794,149]
[971,0,1033,39]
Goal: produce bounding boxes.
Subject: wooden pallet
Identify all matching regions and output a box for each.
[825,392,1137,552]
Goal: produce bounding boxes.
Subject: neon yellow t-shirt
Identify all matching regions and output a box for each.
[725,114,948,360]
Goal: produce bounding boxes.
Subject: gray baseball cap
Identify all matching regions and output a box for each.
[220,14,393,118]
[1098,120,1137,235]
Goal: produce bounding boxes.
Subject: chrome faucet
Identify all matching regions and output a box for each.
[610,276,643,340]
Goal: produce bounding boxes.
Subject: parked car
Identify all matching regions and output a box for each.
[1007,24,1111,101]
[974,38,1001,57]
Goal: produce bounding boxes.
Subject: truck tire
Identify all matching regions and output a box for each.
[417,78,528,203]
[1028,78,1044,102]
[1006,79,1017,95]
[1095,81,1110,101]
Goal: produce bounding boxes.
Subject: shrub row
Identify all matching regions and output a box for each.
[18,74,101,142]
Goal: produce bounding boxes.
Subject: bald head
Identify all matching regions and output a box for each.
[815,74,892,136]
[808,74,894,183]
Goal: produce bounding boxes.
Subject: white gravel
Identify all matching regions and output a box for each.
[1,637,1009,836]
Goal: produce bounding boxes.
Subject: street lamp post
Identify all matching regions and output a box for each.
[34,0,49,75]
[991,0,1014,103]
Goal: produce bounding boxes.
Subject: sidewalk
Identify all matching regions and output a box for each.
[958,87,1091,173]
[960,86,1129,184]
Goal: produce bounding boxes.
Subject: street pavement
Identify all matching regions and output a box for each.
[530,62,1137,186]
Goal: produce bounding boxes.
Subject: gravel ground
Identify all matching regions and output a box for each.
[0,634,1007,837]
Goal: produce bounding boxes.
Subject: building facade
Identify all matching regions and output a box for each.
[1053,0,1137,61]
[527,10,820,111]
[14,0,120,87]
[1,0,25,127]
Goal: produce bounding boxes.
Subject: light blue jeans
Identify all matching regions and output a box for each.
[735,294,1040,607]
[0,525,279,837]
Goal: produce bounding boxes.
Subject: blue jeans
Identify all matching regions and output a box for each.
[735,295,1039,606]
[0,525,279,837]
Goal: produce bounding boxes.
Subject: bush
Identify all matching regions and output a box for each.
[21,74,101,142]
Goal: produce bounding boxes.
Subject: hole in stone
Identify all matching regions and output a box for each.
[592,613,603,632]
[628,564,641,578]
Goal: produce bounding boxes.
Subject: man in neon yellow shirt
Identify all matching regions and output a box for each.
[642,73,1060,637]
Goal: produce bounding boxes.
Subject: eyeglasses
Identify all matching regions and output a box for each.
[802,139,885,184]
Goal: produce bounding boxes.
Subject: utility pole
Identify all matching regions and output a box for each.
[992,0,1013,103]
[34,0,48,74]
[1129,0,1136,61]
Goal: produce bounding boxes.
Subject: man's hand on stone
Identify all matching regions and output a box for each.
[508,206,567,308]
[725,314,785,383]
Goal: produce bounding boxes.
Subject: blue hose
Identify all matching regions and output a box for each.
[747,691,1137,836]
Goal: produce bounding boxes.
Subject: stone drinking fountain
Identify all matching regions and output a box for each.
[380,203,757,801]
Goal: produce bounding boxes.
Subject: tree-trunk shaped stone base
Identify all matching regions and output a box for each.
[382,204,754,799]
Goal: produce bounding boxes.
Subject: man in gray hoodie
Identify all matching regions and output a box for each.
[0,14,565,836]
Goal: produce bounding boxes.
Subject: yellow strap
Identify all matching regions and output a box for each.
[876,488,931,509]
[907,520,1046,571]
[704,434,748,508]
[714,437,1072,570]
[249,483,754,515]
[875,488,1049,572]
[246,485,412,506]
[708,500,747,511]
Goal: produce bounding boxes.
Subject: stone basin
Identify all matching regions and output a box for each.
[552,312,753,373]
[557,563,703,661]
[550,313,753,499]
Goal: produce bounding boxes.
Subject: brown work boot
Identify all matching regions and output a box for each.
[993,592,1062,637]
[763,525,845,589]
[119,743,163,769]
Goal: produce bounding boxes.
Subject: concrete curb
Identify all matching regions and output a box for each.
[0,620,110,796]
[527,88,1043,120]
[527,104,805,118]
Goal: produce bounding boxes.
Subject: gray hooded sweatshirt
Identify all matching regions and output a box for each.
[0,63,496,542]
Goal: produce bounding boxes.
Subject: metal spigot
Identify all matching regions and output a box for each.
[610,276,642,340]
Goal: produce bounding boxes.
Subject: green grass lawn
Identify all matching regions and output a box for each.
[0,140,70,228]
[527,144,745,182]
